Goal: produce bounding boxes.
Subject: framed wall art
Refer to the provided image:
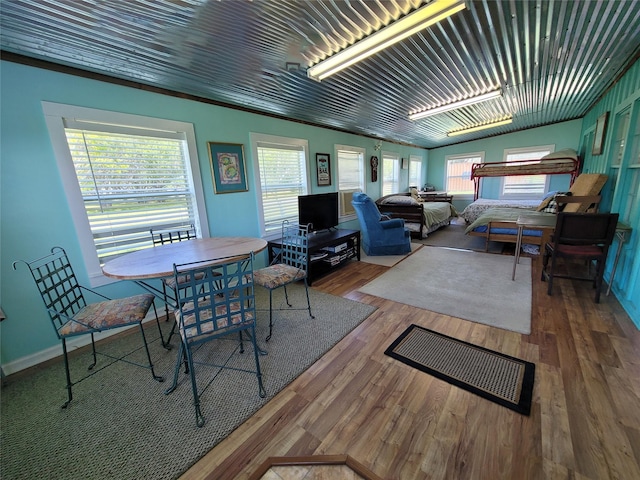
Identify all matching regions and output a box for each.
[592,112,609,155]
[316,153,331,186]
[207,142,248,193]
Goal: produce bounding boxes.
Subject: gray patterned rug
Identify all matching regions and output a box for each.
[385,324,534,415]
[0,285,376,480]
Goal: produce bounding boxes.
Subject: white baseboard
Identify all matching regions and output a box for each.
[1,311,163,376]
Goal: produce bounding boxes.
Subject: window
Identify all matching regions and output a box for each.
[382,152,400,196]
[612,109,631,167]
[43,102,208,286]
[501,145,554,198]
[250,133,309,236]
[445,152,484,196]
[336,145,365,217]
[409,155,423,188]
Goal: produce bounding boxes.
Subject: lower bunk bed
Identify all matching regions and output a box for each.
[376,193,458,239]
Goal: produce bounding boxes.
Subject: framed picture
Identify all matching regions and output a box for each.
[207,142,248,194]
[592,112,609,155]
[401,157,408,170]
[316,153,331,186]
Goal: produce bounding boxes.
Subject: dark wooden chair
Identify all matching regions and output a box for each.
[541,212,619,303]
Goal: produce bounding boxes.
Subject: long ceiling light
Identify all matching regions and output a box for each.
[447,117,513,137]
[307,0,467,82]
[409,89,502,120]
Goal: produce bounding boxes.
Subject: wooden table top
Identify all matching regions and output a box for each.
[101,237,267,280]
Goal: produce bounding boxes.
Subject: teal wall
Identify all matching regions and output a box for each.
[577,60,640,327]
[0,61,427,371]
[427,119,583,211]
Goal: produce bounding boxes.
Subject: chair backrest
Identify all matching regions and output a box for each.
[13,247,86,337]
[555,195,601,212]
[553,212,619,247]
[150,225,197,245]
[173,253,256,344]
[351,193,384,231]
[279,221,309,272]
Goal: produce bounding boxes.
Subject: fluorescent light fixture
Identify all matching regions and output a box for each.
[307,0,467,81]
[409,89,502,120]
[447,117,513,137]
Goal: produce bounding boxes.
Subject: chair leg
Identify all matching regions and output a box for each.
[61,338,73,409]
[266,290,274,342]
[186,347,205,427]
[594,259,606,303]
[162,282,171,321]
[303,280,314,319]
[138,323,164,382]
[250,325,266,398]
[87,332,97,371]
[547,255,558,296]
[164,341,185,395]
[152,301,171,350]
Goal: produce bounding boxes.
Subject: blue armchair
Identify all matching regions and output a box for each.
[351,192,412,256]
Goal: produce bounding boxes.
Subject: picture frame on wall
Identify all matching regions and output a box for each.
[207,142,248,194]
[592,112,609,155]
[316,153,331,186]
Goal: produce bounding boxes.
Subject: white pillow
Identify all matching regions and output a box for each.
[379,195,419,205]
[541,149,578,161]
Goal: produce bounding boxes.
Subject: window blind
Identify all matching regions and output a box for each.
[65,128,196,264]
[256,142,307,233]
[337,148,364,216]
[502,148,552,197]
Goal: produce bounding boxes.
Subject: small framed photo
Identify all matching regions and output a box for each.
[592,112,609,156]
[401,157,408,170]
[208,142,248,194]
[316,153,331,186]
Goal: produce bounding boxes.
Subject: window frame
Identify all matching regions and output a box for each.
[250,133,310,238]
[335,144,365,219]
[409,155,423,189]
[42,101,209,287]
[445,152,484,199]
[500,145,555,199]
[382,152,400,196]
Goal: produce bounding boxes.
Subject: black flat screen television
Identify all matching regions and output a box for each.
[298,192,339,233]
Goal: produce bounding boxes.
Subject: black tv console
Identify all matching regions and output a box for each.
[267,228,360,286]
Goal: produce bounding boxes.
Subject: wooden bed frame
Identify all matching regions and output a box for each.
[468,220,553,251]
[376,202,425,239]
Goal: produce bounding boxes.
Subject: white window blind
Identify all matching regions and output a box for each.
[501,146,553,198]
[409,155,422,188]
[382,153,400,196]
[256,141,308,234]
[446,153,483,196]
[64,124,198,264]
[337,145,364,216]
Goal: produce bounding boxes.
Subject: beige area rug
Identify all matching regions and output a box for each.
[359,246,532,334]
[359,242,422,267]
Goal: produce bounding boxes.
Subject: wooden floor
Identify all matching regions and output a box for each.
[181,248,640,480]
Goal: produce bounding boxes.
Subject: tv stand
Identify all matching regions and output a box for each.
[267,228,360,286]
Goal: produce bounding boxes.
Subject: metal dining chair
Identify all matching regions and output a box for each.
[253,220,314,342]
[164,253,266,427]
[150,225,199,346]
[13,246,164,408]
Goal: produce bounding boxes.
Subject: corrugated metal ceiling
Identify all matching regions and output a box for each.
[1,0,639,148]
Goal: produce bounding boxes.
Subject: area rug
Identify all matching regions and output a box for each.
[358,246,532,334]
[359,242,421,267]
[385,324,534,415]
[0,285,376,480]
[415,223,504,254]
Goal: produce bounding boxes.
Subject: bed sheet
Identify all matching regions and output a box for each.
[464,207,555,235]
[460,199,539,224]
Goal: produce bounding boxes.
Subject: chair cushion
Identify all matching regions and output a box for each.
[253,263,306,289]
[176,298,254,339]
[550,244,604,257]
[58,294,154,336]
[163,271,207,288]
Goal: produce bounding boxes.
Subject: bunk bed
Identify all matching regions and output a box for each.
[470,149,581,200]
[465,172,608,250]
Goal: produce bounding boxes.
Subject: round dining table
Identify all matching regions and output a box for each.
[102,236,267,281]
